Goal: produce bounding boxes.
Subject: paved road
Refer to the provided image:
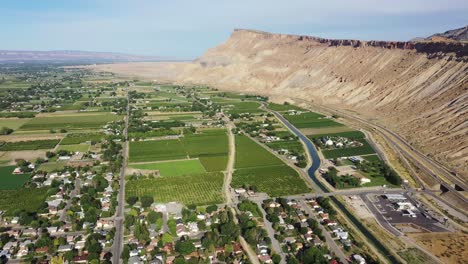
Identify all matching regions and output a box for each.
[112,93,130,264]
[60,178,81,222]
[252,199,286,264]
[300,200,349,264]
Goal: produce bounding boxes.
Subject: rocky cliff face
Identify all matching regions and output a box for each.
[91,29,468,177]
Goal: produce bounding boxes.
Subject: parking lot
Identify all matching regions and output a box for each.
[366,194,449,233]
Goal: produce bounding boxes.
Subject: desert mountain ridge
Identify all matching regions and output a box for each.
[88,28,468,178]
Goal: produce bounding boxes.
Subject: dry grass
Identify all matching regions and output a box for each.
[408,232,468,264]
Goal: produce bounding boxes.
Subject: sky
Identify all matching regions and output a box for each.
[0,0,467,59]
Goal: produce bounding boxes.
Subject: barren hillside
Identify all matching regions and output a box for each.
[90,29,468,178]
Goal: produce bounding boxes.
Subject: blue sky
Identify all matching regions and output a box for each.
[1,0,467,58]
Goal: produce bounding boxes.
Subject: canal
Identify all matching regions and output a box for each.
[273,110,400,263]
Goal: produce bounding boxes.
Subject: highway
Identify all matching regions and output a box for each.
[112,93,130,264]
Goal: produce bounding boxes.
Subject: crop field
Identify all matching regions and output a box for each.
[235,135,283,168]
[0,188,48,214]
[129,130,229,170]
[233,135,309,196]
[0,166,31,189]
[60,133,105,145]
[129,159,206,177]
[0,139,59,151]
[0,118,31,130]
[232,165,310,196]
[268,103,305,112]
[19,113,122,130]
[266,140,304,153]
[284,112,343,128]
[307,130,365,139]
[362,154,381,163]
[126,172,224,205]
[321,139,376,158]
[57,143,89,152]
[222,101,264,114]
[129,139,187,162]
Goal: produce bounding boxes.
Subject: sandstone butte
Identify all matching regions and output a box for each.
[88,29,468,179]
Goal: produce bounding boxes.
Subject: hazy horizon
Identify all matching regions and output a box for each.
[1,0,467,59]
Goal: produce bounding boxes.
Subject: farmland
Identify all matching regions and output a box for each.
[19,113,122,130]
[0,166,31,189]
[129,159,206,177]
[321,139,376,158]
[126,172,224,205]
[60,133,105,145]
[234,135,309,196]
[284,112,343,128]
[268,103,305,112]
[129,139,187,162]
[57,143,90,152]
[307,130,366,139]
[0,139,59,151]
[232,165,310,196]
[0,188,48,214]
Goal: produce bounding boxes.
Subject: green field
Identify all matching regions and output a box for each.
[129,139,187,162]
[321,139,376,159]
[0,118,31,130]
[268,103,305,112]
[284,112,343,128]
[362,154,381,163]
[19,113,122,130]
[307,130,366,139]
[0,166,31,189]
[129,130,229,171]
[232,165,310,196]
[57,144,89,152]
[0,139,59,151]
[222,101,264,114]
[126,172,224,205]
[234,135,309,196]
[129,159,206,177]
[266,140,304,153]
[235,135,283,168]
[0,188,48,214]
[60,133,105,145]
[38,162,67,172]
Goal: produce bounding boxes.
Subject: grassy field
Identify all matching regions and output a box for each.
[57,144,89,152]
[129,139,187,162]
[234,135,309,196]
[0,118,31,130]
[38,162,68,172]
[321,139,376,159]
[126,172,224,205]
[0,139,59,151]
[129,130,229,171]
[235,135,283,168]
[60,133,105,145]
[268,103,305,112]
[129,159,206,177]
[232,165,310,196]
[19,113,122,130]
[307,130,366,139]
[0,188,48,214]
[222,101,264,114]
[266,140,304,153]
[0,166,31,189]
[284,112,343,128]
[362,154,381,163]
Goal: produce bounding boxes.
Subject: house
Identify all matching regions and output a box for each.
[257,242,269,255]
[57,245,73,252]
[352,254,366,264]
[284,237,296,244]
[303,233,313,242]
[13,168,23,174]
[11,217,19,224]
[233,243,243,255]
[313,238,323,247]
[22,228,37,237]
[234,188,246,194]
[128,256,143,264]
[35,247,49,254]
[258,254,272,263]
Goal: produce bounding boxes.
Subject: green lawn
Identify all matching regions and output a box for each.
[19,113,122,130]
[0,188,48,214]
[0,139,59,151]
[126,172,224,205]
[362,154,381,163]
[0,166,31,189]
[38,162,68,172]
[129,159,206,177]
[60,133,105,145]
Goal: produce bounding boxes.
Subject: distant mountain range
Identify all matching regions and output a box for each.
[411,25,468,42]
[0,50,173,63]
